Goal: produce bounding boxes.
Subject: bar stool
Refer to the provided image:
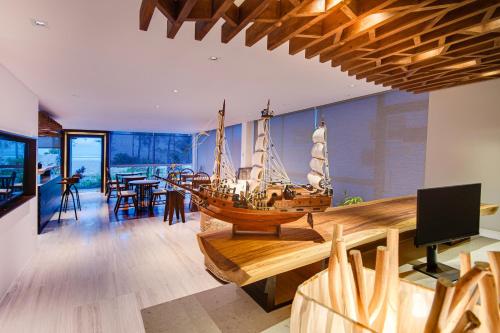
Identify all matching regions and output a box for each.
[164,189,186,224]
[71,175,82,211]
[57,177,79,222]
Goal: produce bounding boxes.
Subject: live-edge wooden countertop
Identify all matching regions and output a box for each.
[197,196,499,286]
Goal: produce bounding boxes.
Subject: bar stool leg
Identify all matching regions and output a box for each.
[57,189,68,223]
[73,185,81,211]
[64,191,69,212]
[68,189,78,220]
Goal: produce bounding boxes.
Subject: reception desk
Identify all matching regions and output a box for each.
[37,175,62,233]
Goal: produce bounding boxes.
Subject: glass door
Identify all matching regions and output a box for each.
[68,135,104,191]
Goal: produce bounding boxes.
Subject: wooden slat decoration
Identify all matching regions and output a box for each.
[140,0,500,93]
[39,111,62,137]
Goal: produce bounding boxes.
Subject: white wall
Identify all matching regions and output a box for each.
[425,79,500,232]
[0,64,38,299]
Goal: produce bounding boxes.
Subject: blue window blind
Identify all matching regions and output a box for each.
[196,124,241,173]
[109,132,192,166]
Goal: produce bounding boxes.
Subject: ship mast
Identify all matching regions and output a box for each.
[212,100,225,188]
[260,99,272,192]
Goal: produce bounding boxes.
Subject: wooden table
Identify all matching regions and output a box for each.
[121,175,146,189]
[197,196,498,310]
[164,189,186,224]
[128,179,160,208]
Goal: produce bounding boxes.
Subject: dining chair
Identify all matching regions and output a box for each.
[106,167,125,202]
[114,175,138,215]
[149,172,177,210]
[189,172,211,211]
[180,168,194,186]
[0,171,16,199]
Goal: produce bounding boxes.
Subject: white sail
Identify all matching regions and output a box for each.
[307,172,323,190]
[257,119,266,136]
[249,166,263,192]
[255,136,267,152]
[309,159,324,176]
[312,127,326,144]
[248,102,292,192]
[311,143,325,160]
[308,124,331,191]
[252,152,265,167]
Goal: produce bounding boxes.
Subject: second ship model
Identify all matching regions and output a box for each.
[185,100,333,236]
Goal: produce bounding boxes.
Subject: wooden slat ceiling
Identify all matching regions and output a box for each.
[140,0,500,93]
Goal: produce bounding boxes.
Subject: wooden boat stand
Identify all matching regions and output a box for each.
[242,259,328,312]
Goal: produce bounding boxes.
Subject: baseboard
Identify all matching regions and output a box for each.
[480,228,500,240]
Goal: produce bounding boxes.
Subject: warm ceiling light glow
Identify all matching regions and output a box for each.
[349,84,355,88]
[326,0,343,11]
[395,47,445,65]
[358,12,393,32]
[32,19,48,27]
[479,69,500,77]
[414,47,445,62]
[465,18,500,34]
[209,56,219,61]
[172,89,179,93]
[442,59,478,70]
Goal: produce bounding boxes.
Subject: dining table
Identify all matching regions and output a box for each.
[128,179,160,208]
[121,175,146,189]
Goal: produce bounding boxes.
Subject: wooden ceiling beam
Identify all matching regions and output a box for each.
[350,32,498,78]
[394,59,500,91]
[319,4,447,63]
[328,1,498,74]
[141,0,500,93]
[195,0,234,40]
[139,0,158,31]
[292,0,401,57]
[409,69,500,93]
[157,0,177,22]
[266,0,348,51]
[325,1,488,65]
[245,0,309,47]
[221,0,273,44]
[187,0,213,21]
[377,49,500,89]
[166,0,199,39]
[397,64,500,91]
[222,2,238,26]
[367,32,500,84]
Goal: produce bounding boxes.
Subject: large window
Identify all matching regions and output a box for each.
[109,132,192,177]
[0,131,36,217]
[0,136,25,204]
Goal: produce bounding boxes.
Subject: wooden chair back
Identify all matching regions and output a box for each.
[192,172,211,189]
[115,175,124,195]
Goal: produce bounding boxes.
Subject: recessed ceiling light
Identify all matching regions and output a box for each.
[209,56,219,61]
[32,19,48,27]
[173,89,179,93]
[155,105,160,109]
[349,84,356,88]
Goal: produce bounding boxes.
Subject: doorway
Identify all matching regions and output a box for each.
[64,132,107,192]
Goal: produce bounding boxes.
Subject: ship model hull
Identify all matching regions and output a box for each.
[196,186,332,235]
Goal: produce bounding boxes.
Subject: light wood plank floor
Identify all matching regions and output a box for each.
[0,192,222,333]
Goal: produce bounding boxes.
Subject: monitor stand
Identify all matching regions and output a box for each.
[413,245,460,281]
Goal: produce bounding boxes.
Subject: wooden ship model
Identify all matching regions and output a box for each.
[191,100,333,236]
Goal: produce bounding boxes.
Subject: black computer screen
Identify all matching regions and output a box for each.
[415,183,481,247]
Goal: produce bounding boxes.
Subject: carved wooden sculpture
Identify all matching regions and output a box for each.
[290,224,500,332]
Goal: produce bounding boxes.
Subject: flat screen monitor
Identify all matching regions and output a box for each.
[415,183,481,247]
